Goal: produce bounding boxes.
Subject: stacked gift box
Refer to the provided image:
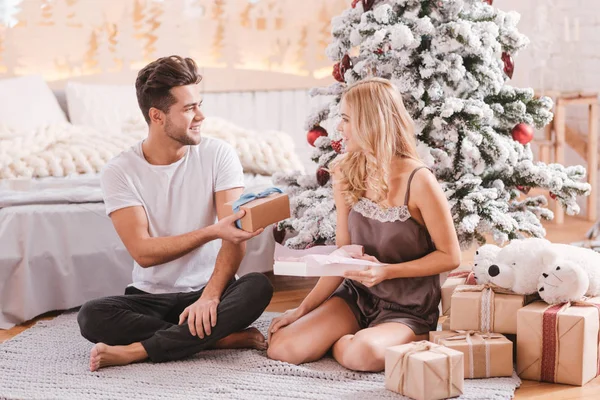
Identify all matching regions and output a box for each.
[439,270,477,330]
[447,282,600,386]
[385,277,600,399]
[516,298,600,386]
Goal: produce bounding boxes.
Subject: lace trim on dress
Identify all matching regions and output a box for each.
[352,197,411,223]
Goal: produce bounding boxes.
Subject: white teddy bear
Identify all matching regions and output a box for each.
[537,243,600,304]
[473,237,600,304]
[472,244,501,285]
[484,238,556,295]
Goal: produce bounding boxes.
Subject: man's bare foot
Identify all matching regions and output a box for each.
[214,327,267,350]
[89,342,148,372]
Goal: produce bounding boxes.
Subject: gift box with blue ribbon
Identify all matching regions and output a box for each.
[224,187,290,232]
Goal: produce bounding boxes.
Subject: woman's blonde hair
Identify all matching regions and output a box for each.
[330,77,420,207]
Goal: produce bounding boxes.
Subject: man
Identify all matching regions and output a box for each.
[77,56,273,371]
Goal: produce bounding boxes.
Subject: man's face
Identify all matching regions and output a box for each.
[163,84,204,146]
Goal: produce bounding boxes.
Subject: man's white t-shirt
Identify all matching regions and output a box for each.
[100,137,245,294]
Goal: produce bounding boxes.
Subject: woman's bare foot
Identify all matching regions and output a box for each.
[214,327,267,350]
[89,342,148,372]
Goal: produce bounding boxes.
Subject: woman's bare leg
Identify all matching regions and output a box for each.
[332,322,428,372]
[267,297,360,365]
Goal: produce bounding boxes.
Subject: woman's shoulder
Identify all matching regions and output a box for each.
[393,158,430,176]
[393,159,436,191]
[404,163,439,199]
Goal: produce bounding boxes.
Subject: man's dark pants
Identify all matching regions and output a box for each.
[77,273,273,362]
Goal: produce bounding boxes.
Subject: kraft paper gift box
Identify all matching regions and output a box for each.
[385,340,463,400]
[224,192,290,232]
[516,298,600,386]
[441,270,477,316]
[441,317,451,331]
[429,330,513,379]
[450,284,537,335]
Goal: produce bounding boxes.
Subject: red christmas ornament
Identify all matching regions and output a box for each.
[340,54,353,76]
[273,225,286,244]
[316,167,330,186]
[502,52,514,79]
[550,192,557,200]
[361,0,375,12]
[511,123,534,145]
[516,185,531,194]
[483,0,493,5]
[331,139,343,154]
[307,126,328,147]
[332,63,344,82]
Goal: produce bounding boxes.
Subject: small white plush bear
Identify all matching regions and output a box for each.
[472,244,502,285]
[537,243,600,304]
[485,238,556,295]
[480,237,600,304]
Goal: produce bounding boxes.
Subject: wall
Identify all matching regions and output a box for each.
[0,0,347,91]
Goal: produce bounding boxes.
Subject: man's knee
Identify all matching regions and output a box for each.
[77,298,108,343]
[238,272,274,308]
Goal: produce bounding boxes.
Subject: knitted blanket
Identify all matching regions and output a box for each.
[0,117,303,179]
[0,311,521,400]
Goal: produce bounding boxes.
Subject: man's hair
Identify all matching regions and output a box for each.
[135,56,203,124]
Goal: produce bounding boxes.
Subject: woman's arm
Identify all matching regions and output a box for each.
[383,169,461,278]
[295,169,349,315]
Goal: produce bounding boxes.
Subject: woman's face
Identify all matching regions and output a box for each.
[337,100,360,153]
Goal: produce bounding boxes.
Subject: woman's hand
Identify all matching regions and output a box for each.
[268,307,303,342]
[344,254,388,287]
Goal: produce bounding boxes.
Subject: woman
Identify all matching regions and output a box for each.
[266,77,461,372]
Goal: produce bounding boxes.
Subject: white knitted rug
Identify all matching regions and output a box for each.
[0,312,521,400]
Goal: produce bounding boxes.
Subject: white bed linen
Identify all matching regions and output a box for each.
[0,173,277,208]
[0,174,103,208]
[0,174,277,329]
[0,203,132,329]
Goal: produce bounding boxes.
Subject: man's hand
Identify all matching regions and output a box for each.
[213,210,264,244]
[178,297,220,338]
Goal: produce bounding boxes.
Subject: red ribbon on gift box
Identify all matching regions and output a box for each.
[540,301,600,383]
[448,270,477,285]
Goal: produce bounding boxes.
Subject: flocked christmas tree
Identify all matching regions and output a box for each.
[274,0,591,250]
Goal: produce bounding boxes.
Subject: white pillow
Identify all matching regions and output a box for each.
[65,81,144,134]
[0,75,67,133]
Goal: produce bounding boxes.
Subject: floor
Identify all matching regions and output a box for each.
[1,214,599,399]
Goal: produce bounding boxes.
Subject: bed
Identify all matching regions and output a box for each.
[0,76,304,329]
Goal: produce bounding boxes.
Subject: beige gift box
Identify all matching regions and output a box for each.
[441,317,451,331]
[224,192,290,232]
[430,330,513,379]
[450,284,537,334]
[441,271,476,316]
[517,299,600,386]
[385,341,463,400]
